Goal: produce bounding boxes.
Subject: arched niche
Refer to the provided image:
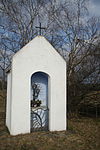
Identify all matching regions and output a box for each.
[30,71,50,132]
[31,72,49,106]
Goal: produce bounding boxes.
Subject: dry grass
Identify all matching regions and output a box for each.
[0,90,100,150]
[0,118,100,150]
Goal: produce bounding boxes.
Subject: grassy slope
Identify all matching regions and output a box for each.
[0,91,100,150]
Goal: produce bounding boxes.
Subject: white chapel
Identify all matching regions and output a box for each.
[6,36,67,135]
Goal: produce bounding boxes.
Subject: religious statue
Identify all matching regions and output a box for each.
[31,82,41,107]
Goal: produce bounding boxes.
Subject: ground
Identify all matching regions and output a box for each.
[0,91,100,150]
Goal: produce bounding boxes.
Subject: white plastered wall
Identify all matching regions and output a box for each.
[6,71,12,131]
[6,36,67,135]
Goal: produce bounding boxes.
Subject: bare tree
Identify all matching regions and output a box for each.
[48,0,100,114]
[0,0,100,115]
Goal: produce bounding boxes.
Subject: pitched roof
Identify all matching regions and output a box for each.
[6,36,67,73]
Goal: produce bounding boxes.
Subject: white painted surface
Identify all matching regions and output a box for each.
[6,36,67,135]
[6,72,12,131]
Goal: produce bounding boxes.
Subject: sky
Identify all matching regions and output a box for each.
[89,0,100,16]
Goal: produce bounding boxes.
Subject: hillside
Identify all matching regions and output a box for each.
[0,91,100,150]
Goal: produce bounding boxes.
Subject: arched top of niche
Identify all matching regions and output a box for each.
[31,71,50,79]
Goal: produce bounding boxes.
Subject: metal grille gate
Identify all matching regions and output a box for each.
[31,106,49,132]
